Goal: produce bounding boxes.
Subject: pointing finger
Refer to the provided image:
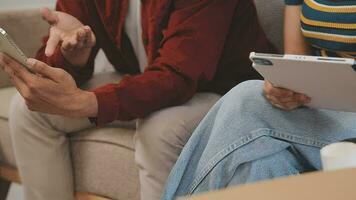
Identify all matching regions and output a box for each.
[45,29,61,56]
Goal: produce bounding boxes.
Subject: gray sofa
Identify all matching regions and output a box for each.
[0,1,284,200]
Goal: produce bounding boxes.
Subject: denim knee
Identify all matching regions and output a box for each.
[225,80,264,103]
[220,80,267,113]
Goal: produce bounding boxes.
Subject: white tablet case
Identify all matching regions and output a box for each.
[250,52,356,112]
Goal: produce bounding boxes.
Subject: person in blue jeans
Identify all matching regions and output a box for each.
[162,0,356,199]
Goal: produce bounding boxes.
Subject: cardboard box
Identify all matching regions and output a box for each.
[182,168,356,200]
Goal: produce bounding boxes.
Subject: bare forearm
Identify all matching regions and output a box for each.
[284,5,311,55]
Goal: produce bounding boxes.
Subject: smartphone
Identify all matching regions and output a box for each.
[0,27,33,73]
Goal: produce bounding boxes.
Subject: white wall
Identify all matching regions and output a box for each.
[0,0,56,11]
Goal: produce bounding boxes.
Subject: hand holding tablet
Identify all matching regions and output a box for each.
[250,52,356,112]
[263,80,311,111]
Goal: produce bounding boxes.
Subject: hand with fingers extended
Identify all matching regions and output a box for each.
[263,80,311,111]
[41,7,96,67]
[0,53,98,118]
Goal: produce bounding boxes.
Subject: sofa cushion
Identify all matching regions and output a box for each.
[0,87,17,119]
[69,125,135,150]
[70,127,139,200]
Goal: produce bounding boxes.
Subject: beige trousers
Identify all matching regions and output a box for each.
[8,74,220,200]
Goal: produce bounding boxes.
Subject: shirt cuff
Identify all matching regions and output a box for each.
[49,46,94,85]
[91,84,120,126]
[49,46,77,70]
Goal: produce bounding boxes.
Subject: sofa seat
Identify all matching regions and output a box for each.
[0,87,140,200]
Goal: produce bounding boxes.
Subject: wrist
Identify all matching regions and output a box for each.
[72,90,98,118]
[60,47,92,68]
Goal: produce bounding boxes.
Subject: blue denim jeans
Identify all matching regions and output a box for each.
[161,80,356,200]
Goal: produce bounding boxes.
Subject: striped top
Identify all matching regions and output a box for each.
[285,0,356,57]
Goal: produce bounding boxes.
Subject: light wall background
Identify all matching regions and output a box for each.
[0,0,56,11]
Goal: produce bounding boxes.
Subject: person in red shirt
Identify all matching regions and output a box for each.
[0,0,274,199]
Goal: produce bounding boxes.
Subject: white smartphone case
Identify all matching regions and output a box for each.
[250,52,356,112]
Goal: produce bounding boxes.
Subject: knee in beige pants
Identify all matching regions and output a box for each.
[8,73,120,200]
[9,93,92,200]
[134,93,220,200]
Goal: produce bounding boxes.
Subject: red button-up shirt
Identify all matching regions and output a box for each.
[36,0,275,126]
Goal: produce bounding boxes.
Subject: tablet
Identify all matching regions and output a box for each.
[249,52,356,112]
[0,27,32,73]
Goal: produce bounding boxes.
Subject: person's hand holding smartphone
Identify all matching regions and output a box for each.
[0,8,99,118]
[41,8,96,67]
[0,53,98,118]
